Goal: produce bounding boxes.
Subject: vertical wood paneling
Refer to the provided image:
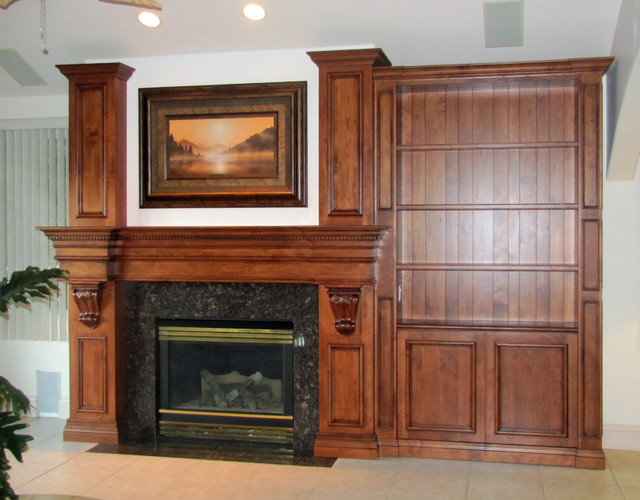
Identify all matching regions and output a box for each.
[493,271,509,321]
[536,81,551,143]
[493,83,509,143]
[536,149,550,203]
[406,340,477,430]
[493,151,509,203]
[519,82,537,142]
[330,345,363,425]
[78,85,106,217]
[520,150,537,203]
[493,342,568,436]
[445,85,459,143]
[582,301,602,438]
[398,270,577,324]
[473,151,494,203]
[508,81,521,143]
[376,88,394,210]
[396,76,585,332]
[425,152,446,204]
[458,84,473,143]
[377,298,395,429]
[78,336,107,411]
[473,211,494,263]
[473,83,494,143]
[458,152,473,203]
[582,83,600,208]
[582,220,600,291]
[493,210,509,263]
[329,74,362,214]
[425,85,446,144]
[472,271,494,320]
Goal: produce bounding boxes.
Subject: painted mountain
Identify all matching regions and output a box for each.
[167,126,277,179]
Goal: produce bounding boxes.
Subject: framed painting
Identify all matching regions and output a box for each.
[140,81,306,208]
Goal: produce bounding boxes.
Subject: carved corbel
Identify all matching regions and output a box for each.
[72,284,103,329]
[327,286,361,335]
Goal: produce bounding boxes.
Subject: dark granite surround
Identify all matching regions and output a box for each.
[122,282,319,455]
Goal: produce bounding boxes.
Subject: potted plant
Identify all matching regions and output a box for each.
[0,266,67,500]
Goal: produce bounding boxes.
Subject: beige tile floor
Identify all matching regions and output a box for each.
[7,418,640,499]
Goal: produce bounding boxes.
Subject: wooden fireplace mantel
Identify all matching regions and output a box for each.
[41,223,388,449]
[40,225,387,284]
[47,50,608,466]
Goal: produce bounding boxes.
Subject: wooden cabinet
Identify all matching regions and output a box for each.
[398,328,486,443]
[367,56,611,467]
[399,328,576,449]
[486,331,577,448]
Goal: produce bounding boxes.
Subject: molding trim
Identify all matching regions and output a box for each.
[603,424,640,451]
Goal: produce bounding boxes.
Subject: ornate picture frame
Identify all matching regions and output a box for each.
[139,81,306,208]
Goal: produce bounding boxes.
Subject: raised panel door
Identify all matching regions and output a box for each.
[485,331,577,447]
[398,329,485,442]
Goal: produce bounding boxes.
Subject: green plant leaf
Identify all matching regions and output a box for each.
[0,412,32,463]
[0,266,68,315]
[0,377,30,416]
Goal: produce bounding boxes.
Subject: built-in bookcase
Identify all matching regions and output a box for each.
[396,79,580,329]
[310,49,610,466]
[383,64,609,464]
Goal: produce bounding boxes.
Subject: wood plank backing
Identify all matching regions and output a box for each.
[398,270,577,325]
[397,209,577,265]
[397,79,577,147]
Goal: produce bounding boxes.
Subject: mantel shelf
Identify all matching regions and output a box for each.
[39,225,389,285]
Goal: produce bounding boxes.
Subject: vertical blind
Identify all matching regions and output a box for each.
[0,127,69,341]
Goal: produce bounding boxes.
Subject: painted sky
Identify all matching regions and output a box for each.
[169,115,275,148]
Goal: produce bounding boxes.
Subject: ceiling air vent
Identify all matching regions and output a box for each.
[0,49,46,86]
[483,0,523,48]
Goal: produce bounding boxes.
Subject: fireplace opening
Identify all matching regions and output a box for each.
[157,317,294,446]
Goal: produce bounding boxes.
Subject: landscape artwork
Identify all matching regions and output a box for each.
[140,81,306,208]
[167,115,277,179]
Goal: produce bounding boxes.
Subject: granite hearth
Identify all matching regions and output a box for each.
[120,281,319,456]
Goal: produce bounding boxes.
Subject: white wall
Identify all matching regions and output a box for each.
[0,341,70,418]
[602,172,640,449]
[117,49,320,227]
[0,95,67,121]
[0,94,70,417]
[606,0,640,180]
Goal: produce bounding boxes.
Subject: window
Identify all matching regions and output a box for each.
[0,124,68,341]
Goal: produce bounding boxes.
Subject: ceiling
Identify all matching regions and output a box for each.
[0,0,623,98]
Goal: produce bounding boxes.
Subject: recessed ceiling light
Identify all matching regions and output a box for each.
[138,10,161,28]
[242,3,266,21]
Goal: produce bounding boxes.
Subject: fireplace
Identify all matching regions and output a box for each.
[156,318,294,445]
[121,281,319,455]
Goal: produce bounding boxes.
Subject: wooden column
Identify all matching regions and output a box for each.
[576,71,606,468]
[308,49,391,226]
[56,63,134,443]
[308,49,390,458]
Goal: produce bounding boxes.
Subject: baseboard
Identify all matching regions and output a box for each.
[58,396,70,419]
[603,424,640,451]
[23,393,69,419]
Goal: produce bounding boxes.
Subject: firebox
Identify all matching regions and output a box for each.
[157,318,294,446]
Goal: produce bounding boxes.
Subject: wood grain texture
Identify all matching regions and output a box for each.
[398,329,485,443]
[486,332,577,448]
[58,63,133,227]
[77,336,107,411]
[391,57,608,468]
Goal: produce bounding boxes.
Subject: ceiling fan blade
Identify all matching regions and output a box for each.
[98,0,162,10]
[0,0,21,10]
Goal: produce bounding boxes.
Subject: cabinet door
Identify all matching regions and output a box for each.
[486,332,577,448]
[398,329,486,442]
